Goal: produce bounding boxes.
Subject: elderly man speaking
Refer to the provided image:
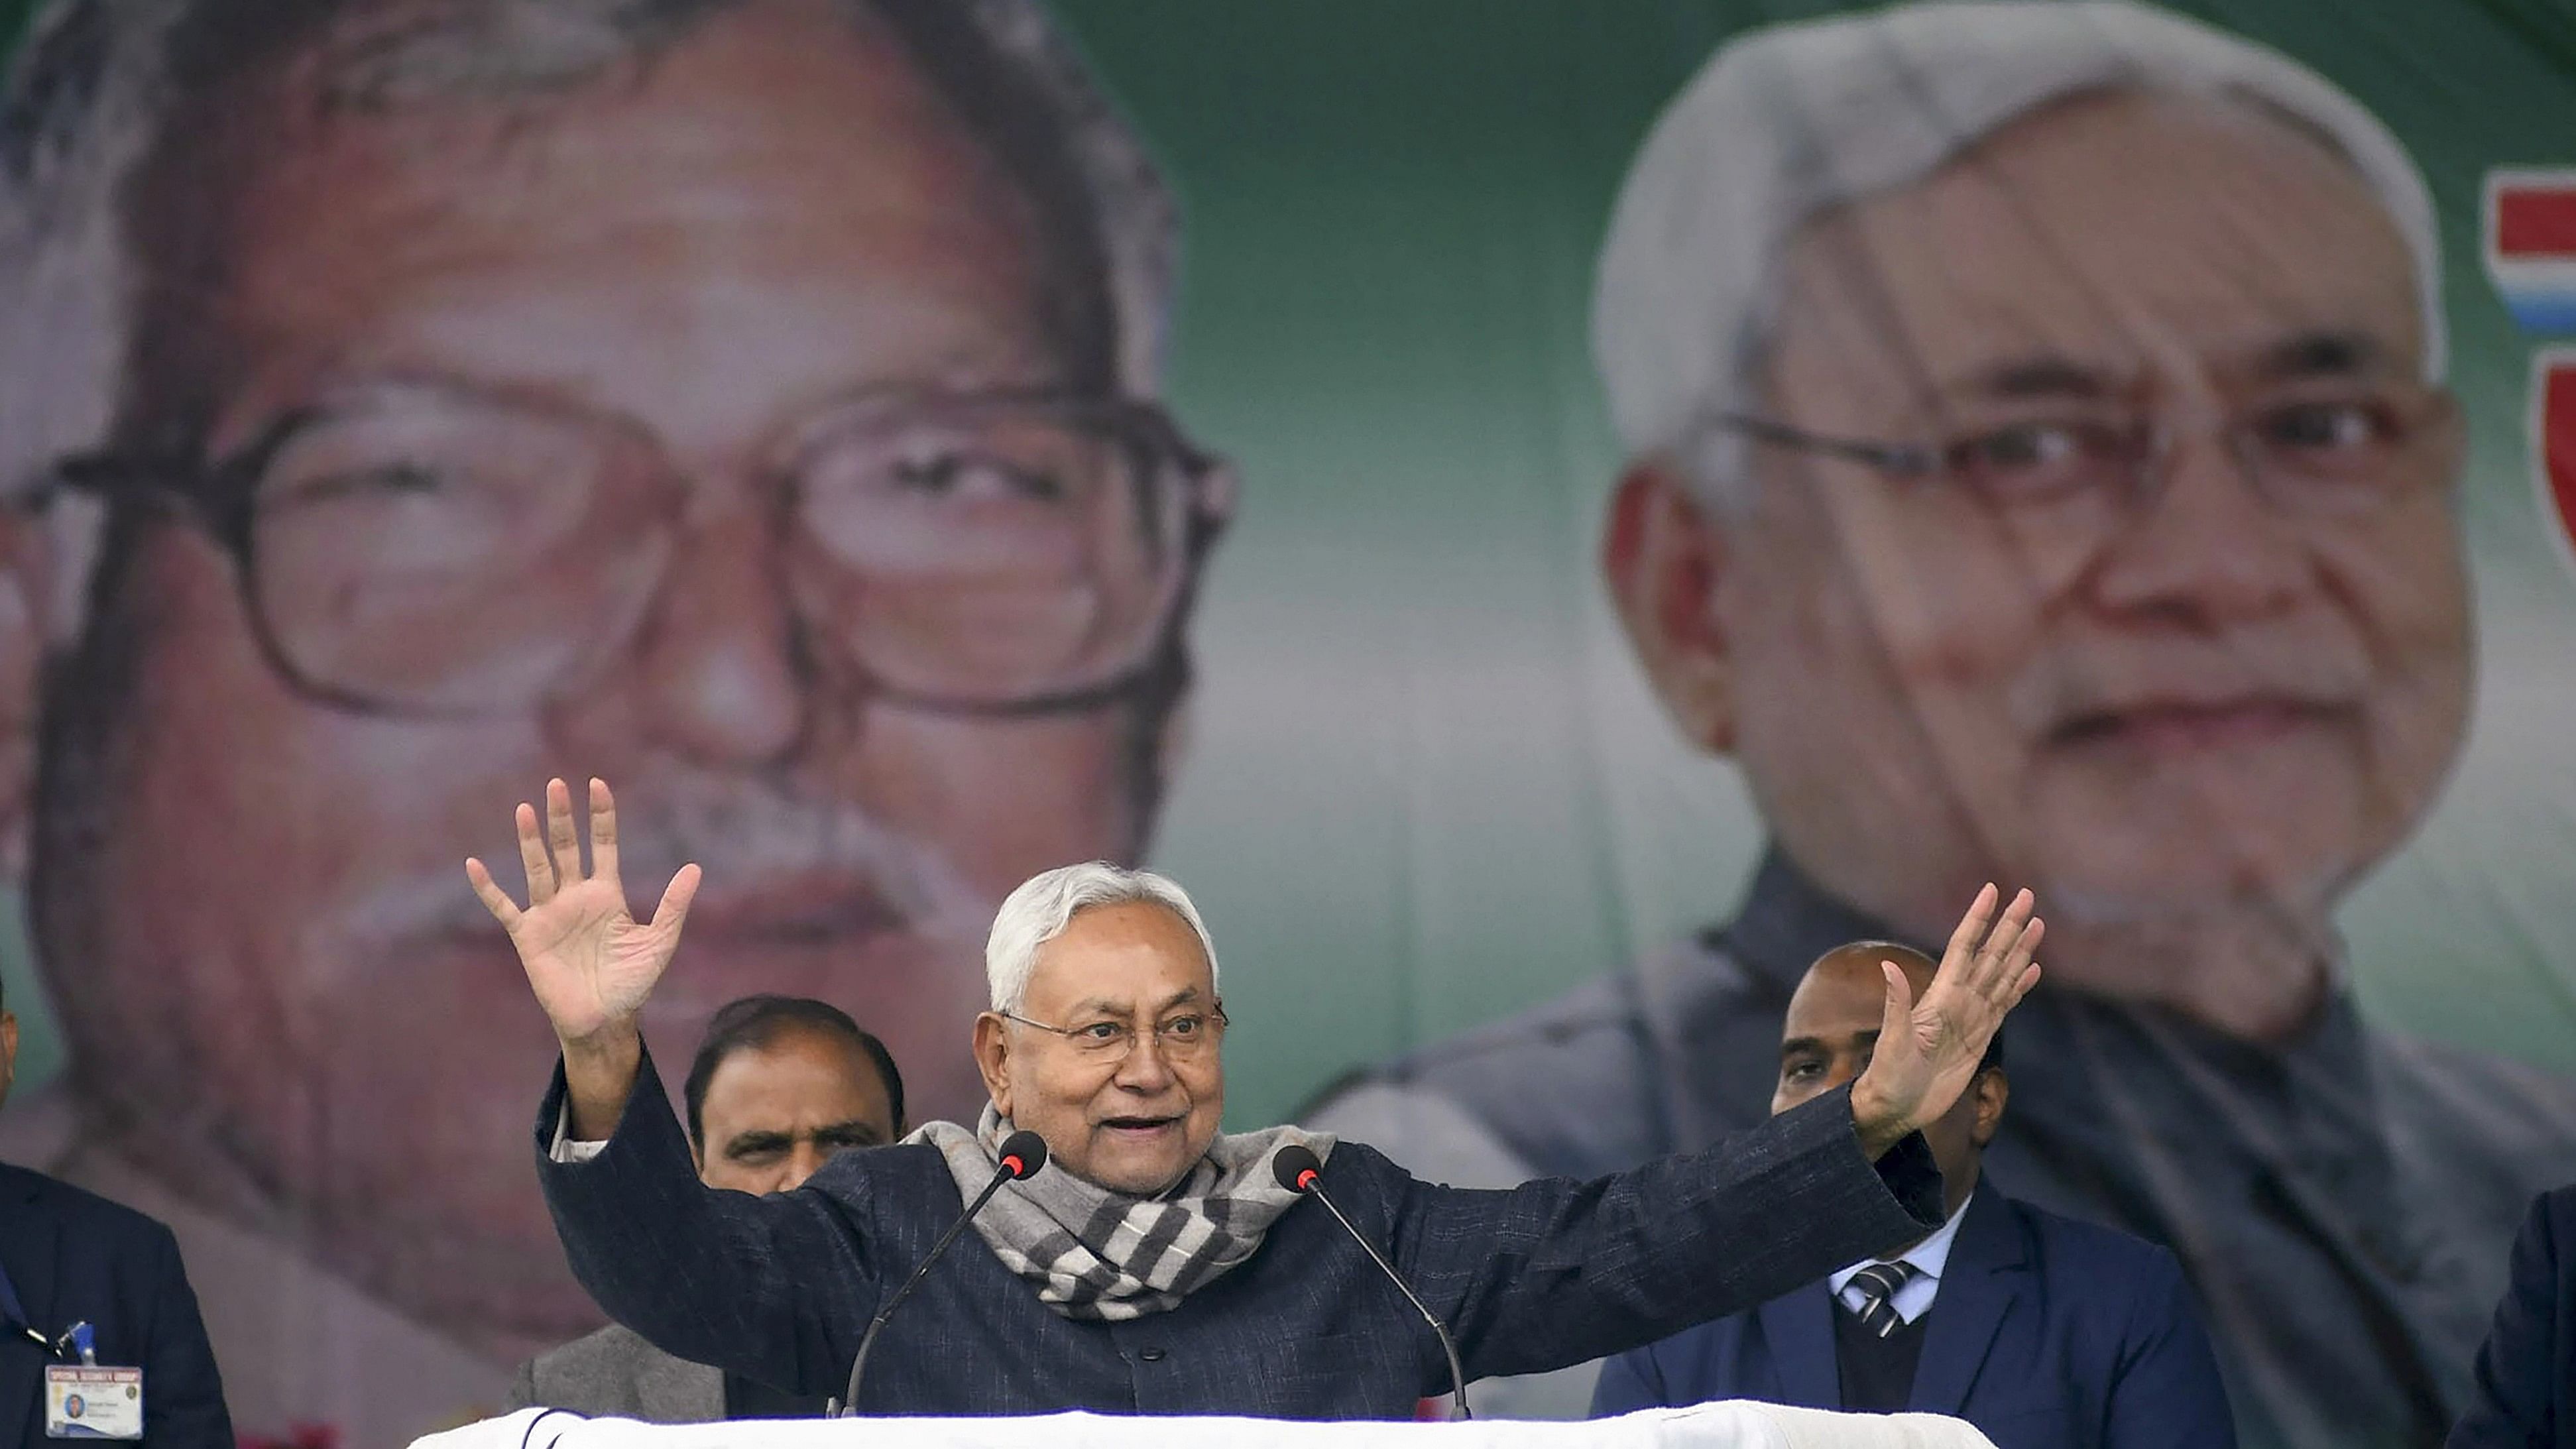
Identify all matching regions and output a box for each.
[467,778,2038,1417]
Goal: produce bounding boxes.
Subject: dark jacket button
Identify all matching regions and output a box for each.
[1140,1348,1167,1362]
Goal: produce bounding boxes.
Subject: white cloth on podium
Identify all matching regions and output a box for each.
[414,1405,1999,1449]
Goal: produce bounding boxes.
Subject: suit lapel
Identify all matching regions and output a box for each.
[1757,1281,1844,1411]
[0,1169,59,1438]
[632,1342,726,1423]
[1908,1188,2025,1417]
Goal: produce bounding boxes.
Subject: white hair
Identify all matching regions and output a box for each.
[0,0,1177,638]
[1591,0,2446,510]
[984,861,1219,1015]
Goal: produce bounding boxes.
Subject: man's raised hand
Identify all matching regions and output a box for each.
[465,778,700,1055]
[1849,884,2043,1158]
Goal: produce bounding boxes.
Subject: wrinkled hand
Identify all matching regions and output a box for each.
[465,778,700,1053]
[1850,884,2042,1158]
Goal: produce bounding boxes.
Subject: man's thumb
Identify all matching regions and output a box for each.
[1879,960,1915,1042]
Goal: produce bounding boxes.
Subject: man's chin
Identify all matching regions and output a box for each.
[215,1178,603,1362]
[2005,874,2351,1036]
[2022,767,2375,921]
[1077,1145,1194,1198]
[2034,863,2341,925]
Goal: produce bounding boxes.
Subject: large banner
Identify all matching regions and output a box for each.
[0,1,2570,1444]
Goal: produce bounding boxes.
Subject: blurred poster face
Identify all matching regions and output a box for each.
[1710,87,2470,1019]
[0,0,1218,1437]
[1,1,2568,1446]
[1311,9,2568,1446]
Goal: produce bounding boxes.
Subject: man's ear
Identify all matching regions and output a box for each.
[1153,695,1196,817]
[0,500,48,882]
[972,1012,1014,1120]
[1149,456,1236,801]
[2430,386,2468,496]
[1601,457,1739,754]
[1969,1068,2009,1149]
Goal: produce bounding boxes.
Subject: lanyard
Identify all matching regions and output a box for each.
[0,1252,25,1331]
[0,1255,70,1356]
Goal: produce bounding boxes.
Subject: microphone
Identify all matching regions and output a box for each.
[831,1129,1048,1417]
[1272,1143,1471,1420]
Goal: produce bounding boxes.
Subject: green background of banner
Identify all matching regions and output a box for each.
[1,0,2571,1133]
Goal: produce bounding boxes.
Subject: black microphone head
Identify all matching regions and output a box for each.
[1272,1143,1323,1194]
[997,1130,1049,1180]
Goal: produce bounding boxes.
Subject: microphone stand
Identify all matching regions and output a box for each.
[830,1131,1046,1417]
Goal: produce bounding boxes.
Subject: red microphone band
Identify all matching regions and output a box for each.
[1295,1169,1320,1192]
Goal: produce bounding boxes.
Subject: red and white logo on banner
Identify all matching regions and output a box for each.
[2488,170,2576,334]
[2536,349,2576,578]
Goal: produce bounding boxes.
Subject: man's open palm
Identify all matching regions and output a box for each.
[465,778,700,1048]
[1856,883,2044,1140]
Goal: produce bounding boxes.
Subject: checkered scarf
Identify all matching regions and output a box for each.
[911,1106,1335,1321]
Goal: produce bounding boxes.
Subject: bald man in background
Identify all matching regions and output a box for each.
[1596,944,2233,1447]
[1311,7,2576,1441]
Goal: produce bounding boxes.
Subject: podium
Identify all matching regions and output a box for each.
[415,1405,1999,1448]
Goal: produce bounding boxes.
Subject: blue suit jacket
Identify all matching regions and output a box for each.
[0,1161,231,1447]
[536,1047,1946,1419]
[2451,1185,2576,1448]
[1592,1184,2235,1449]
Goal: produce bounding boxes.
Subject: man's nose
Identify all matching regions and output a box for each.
[2088,421,2311,626]
[778,1141,829,1193]
[1112,1033,1179,1092]
[621,511,815,767]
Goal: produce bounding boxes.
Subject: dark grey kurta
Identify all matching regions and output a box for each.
[535,1043,1944,1418]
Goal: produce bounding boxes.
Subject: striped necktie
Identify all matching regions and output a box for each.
[1845,1260,1920,1338]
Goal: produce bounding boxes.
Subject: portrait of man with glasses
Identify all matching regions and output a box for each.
[0,0,1225,1442]
[1309,5,2576,1446]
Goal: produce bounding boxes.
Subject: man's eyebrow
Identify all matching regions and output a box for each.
[813,1118,888,1145]
[1781,1029,1879,1059]
[1924,355,2117,406]
[722,1130,792,1158]
[2256,329,2396,380]
[1068,984,1205,1019]
[1927,332,2401,406]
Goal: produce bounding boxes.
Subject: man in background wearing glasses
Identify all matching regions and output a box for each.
[0,0,1224,1442]
[1309,5,2576,1446]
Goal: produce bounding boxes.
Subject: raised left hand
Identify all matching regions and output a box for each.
[1849,883,2042,1157]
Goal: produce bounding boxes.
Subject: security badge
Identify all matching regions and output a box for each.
[33,1322,141,1441]
[0,1252,145,1440]
[1,1255,146,1443]
[46,1369,145,1440]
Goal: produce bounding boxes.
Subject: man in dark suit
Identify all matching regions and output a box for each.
[1594,942,2234,1449]
[0,977,231,1444]
[2450,1186,2576,1447]
[511,995,907,1422]
[471,778,2042,1418]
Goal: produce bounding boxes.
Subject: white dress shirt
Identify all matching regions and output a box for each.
[552,1100,607,1162]
[1825,1188,1974,1326]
